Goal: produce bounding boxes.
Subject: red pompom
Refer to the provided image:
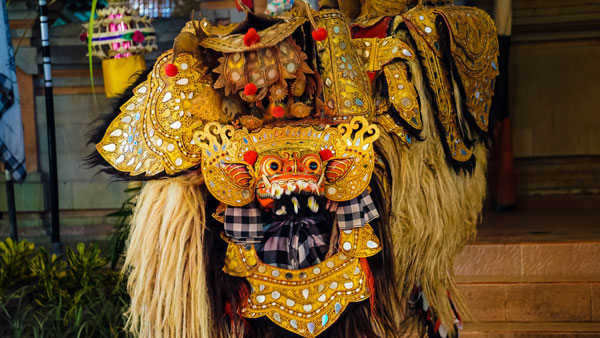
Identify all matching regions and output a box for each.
[272,106,285,118]
[165,63,178,77]
[244,83,257,96]
[243,150,258,165]
[243,28,260,47]
[79,31,88,42]
[319,149,333,161]
[312,27,327,41]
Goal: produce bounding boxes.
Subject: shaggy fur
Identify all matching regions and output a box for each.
[370,57,487,333]
[118,25,487,338]
[122,173,212,338]
[120,59,487,338]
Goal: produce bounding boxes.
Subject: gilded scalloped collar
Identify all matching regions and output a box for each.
[223,224,381,337]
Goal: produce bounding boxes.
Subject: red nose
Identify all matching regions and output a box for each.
[282,159,311,174]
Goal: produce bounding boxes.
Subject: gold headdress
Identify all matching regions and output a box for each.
[98,4,378,178]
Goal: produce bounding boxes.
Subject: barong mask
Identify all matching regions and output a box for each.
[92,1,500,337]
[96,4,384,336]
[196,117,379,207]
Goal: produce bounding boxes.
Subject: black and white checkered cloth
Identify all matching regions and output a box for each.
[258,213,330,270]
[223,191,379,269]
[224,201,264,244]
[336,190,380,229]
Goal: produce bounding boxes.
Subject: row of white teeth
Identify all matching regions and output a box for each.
[276,196,320,215]
[263,173,324,200]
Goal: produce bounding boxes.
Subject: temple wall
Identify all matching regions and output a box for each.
[509,0,600,194]
[510,0,600,158]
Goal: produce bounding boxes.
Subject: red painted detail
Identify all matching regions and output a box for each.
[243,150,258,165]
[319,149,333,161]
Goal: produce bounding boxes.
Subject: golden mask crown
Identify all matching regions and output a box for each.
[197,117,379,206]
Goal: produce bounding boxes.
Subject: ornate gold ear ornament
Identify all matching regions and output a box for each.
[321,117,380,201]
[223,224,382,337]
[96,50,228,176]
[195,123,257,206]
[196,117,380,206]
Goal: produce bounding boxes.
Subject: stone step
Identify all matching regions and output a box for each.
[457,282,600,323]
[462,322,600,337]
[454,241,600,283]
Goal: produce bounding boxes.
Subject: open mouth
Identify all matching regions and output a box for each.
[257,173,324,200]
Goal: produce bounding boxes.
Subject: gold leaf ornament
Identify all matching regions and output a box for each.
[436,7,499,132]
[96,50,228,176]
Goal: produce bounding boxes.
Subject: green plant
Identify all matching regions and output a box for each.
[0,238,36,299]
[0,238,132,338]
[29,247,68,306]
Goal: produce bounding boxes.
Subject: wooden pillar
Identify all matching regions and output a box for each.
[16,67,38,173]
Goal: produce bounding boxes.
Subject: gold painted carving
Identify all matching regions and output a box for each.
[196,117,380,206]
[223,224,382,337]
[352,0,416,28]
[370,0,412,15]
[199,17,307,52]
[352,36,415,72]
[97,50,227,176]
[436,7,499,131]
[373,114,412,145]
[314,10,374,122]
[403,8,473,164]
[213,38,313,100]
[383,61,422,131]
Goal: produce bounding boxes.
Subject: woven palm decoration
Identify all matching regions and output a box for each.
[82,0,158,97]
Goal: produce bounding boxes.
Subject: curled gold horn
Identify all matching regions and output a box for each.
[171,11,206,62]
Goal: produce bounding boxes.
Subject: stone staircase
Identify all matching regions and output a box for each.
[454,196,600,337]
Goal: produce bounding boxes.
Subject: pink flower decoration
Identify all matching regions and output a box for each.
[132,30,145,44]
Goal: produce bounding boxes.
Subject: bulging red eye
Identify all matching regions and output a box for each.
[262,157,284,176]
[302,155,321,173]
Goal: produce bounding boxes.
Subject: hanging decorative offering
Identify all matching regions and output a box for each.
[82,0,157,97]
